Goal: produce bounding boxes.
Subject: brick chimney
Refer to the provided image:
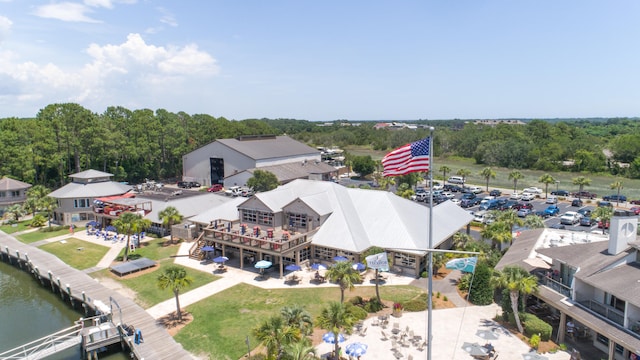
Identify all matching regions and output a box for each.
[608,210,638,255]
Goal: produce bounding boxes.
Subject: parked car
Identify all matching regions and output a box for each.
[444,184,463,192]
[517,208,532,217]
[207,184,223,192]
[177,181,201,189]
[549,223,566,230]
[479,199,500,211]
[468,186,483,194]
[571,191,597,199]
[571,199,584,207]
[411,190,427,201]
[597,201,613,208]
[630,206,640,215]
[580,217,596,226]
[521,193,536,201]
[577,208,592,218]
[499,200,518,210]
[551,190,570,196]
[240,187,254,197]
[460,197,482,208]
[544,205,560,216]
[603,194,627,202]
[225,185,242,196]
[523,187,543,195]
[461,193,477,200]
[630,199,640,205]
[546,196,558,204]
[451,198,461,206]
[442,191,455,199]
[489,189,502,197]
[513,202,533,211]
[534,210,550,219]
[560,211,581,225]
[510,192,523,200]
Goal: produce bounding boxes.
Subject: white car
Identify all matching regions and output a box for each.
[521,193,536,201]
[510,192,523,200]
[560,211,582,225]
[546,196,558,204]
[468,186,483,194]
[451,198,461,206]
[523,187,543,195]
[443,192,455,199]
[480,196,495,206]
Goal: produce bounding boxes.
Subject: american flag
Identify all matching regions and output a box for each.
[381,137,430,177]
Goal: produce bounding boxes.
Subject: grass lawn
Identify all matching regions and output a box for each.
[176,283,426,359]
[92,259,219,309]
[16,226,85,244]
[115,237,181,261]
[39,237,110,270]
[0,220,35,234]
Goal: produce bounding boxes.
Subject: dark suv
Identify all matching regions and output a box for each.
[572,191,597,199]
[551,190,570,196]
[177,181,201,189]
[512,202,533,211]
[603,194,627,202]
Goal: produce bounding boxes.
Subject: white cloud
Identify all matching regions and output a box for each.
[0,33,220,116]
[33,2,101,23]
[0,15,12,43]
[158,7,177,27]
[84,0,113,9]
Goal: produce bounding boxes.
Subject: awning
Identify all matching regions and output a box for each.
[96,192,136,202]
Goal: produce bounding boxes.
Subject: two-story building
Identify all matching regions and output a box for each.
[497,211,640,360]
[186,179,474,279]
[0,176,32,217]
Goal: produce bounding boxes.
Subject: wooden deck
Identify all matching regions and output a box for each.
[0,232,194,360]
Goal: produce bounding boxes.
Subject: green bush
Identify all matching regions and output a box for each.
[436,292,441,298]
[523,315,552,341]
[41,225,66,233]
[363,298,384,313]
[468,262,493,305]
[559,343,567,351]
[346,303,368,321]
[348,296,364,306]
[30,214,46,227]
[529,333,541,349]
[443,296,448,302]
[421,271,427,278]
[457,273,472,291]
[403,299,427,312]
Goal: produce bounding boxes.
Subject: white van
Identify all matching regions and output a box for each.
[448,176,465,184]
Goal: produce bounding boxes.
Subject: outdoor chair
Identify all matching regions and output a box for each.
[359,327,367,336]
[417,341,427,351]
[392,322,400,334]
[408,355,413,360]
[380,330,389,341]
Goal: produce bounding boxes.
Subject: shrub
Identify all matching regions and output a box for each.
[559,343,567,351]
[457,273,472,291]
[363,298,384,313]
[345,303,368,321]
[436,292,441,298]
[468,262,493,305]
[443,296,448,302]
[393,302,404,311]
[421,271,427,278]
[521,313,552,341]
[529,333,541,349]
[348,296,364,306]
[403,299,427,312]
[30,214,46,227]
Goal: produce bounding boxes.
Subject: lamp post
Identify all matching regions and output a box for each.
[555,180,560,193]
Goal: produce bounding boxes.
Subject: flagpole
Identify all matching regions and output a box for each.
[427,126,434,360]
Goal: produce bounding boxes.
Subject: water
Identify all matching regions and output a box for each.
[0,261,128,360]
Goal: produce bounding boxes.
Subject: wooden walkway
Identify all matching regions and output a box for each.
[0,232,194,360]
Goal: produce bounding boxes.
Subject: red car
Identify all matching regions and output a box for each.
[631,206,640,215]
[207,184,223,192]
[598,220,610,229]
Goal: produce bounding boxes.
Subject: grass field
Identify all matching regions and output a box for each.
[345,146,640,199]
[16,226,85,244]
[39,237,110,270]
[0,220,33,234]
[175,283,426,359]
[115,237,182,261]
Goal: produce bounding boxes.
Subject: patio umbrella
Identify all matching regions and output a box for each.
[254,260,272,269]
[311,263,327,271]
[105,225,117,232]
[213,256,229,263]
[285,264,302,271]
[345,342,368,357]
[476,329,499,340]
[322,332,345,344]
[522,353,549,360]
[352,262,366,271]
[461,342,489,357]
[333,255,348,262]
[86,220,99,227]
[201,246,215,252]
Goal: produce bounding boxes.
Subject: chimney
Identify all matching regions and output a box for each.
[608,210,638,255]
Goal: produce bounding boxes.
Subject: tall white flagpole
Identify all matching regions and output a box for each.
[427,127,434,360]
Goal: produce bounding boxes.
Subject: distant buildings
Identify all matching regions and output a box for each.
[0,177,32,216]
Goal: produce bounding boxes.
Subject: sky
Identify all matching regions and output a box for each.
[1,1,640,121]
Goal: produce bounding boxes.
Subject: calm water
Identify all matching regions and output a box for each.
[0,261,128,359]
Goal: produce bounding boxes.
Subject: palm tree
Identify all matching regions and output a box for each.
[610,180,624,205]
[439,165,451,184]
[456,168,471,184]
[362,246,387,303]
[281,305,314,336]
[481,221,512,249]
[158,206,183,243]
[156,265,194,321]
[508,171,524,193]
[39,196,58,229]
[592,206,613,234]
[253,315,301,360]
[572,176,591,195]
[480,167,496,191]
[538,173,555,199]
[325,260,362,303]
[4,204,24,222]
[113,212,151,262]
[523,214,545,229]
[491,266,538,334]
[281,339,318,360]
[379,176,396,191]
[452,232,473,249]
[316,301,357,360]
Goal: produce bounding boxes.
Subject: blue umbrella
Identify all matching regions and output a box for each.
[352,262,366,271]
[105,225,117,232]
[345,342,368,357]
[213,256,229,263]
[285,264,302,271]
[333,256,348,262]
[201,246,215,252]
[311,263,327,270]
[86,220,99,227]
[322,332,345,344]
[254,260,272,269]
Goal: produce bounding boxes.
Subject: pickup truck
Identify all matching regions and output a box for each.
[225,186,242,197]
[572,191,597,199]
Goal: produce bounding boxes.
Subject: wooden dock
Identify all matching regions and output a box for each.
[0,232,194,360]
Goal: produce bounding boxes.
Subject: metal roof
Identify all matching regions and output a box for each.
[0,177,32,191]
[217,136,319,160]
[69,169,113,179]
[49,181,132,199]
[243,161,336,183]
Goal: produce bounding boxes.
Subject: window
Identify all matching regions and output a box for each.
[314,246,334,261]
[0,192,5,198]
[299,246,311,261]
[11,191,20,197]
[394,252,416,267]
[74,198,91,208]
[605,292,625,312]
[287,213,308,229]
[241,209,274,226]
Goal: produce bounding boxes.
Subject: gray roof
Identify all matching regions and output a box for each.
[217,136,319,160]
[0,177,32,191]
[495,228,545,272]
[243,161,336,183]
[140,193,239,224]
[49,181,132,199]
[188,179,473,254]
[69,169,113,179]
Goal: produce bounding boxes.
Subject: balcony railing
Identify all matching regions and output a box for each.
[540,276,572,298]
[578,300,625,326]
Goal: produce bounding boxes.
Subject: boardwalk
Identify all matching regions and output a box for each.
[0,232,194,360]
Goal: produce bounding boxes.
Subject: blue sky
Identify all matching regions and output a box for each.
[1,1,640,121]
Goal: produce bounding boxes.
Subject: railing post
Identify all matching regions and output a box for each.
[5,246,11,264]
[57,277,64,299]
[48,271,55,291]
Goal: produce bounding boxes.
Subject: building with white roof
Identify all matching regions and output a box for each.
[187,179,474,278]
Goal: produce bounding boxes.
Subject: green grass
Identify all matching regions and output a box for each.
[92,260,219,309]
[115,238,181,261]
[39,237,110,270]
[0,220,34,234]
[176,283,425,359]
[16,226,85,244]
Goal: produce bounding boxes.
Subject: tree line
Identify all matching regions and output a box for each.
[2,103,639,188]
